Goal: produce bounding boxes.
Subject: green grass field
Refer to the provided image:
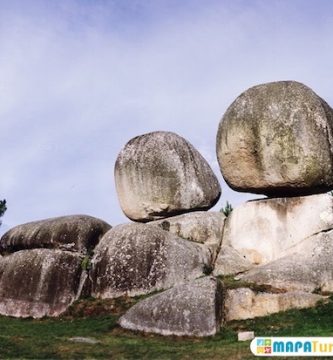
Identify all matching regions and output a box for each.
[0,296,333,359]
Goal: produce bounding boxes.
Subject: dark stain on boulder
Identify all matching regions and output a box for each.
[0,249,84,318]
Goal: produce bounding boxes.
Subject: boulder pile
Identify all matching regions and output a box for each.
[1,80,333,336]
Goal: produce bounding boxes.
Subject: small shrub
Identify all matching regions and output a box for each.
[220,201,233,217]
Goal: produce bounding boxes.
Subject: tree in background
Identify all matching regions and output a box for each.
[0,199,7,226]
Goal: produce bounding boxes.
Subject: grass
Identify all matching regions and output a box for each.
[0,296,333,359]
[218,275,286,293]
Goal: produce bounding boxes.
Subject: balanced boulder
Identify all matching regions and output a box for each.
[90,223,211,299]
[0,215,111,255]
[115,131,221,221]
[0,249,84,318]
[223,193,333,264]
[217,81,333,196]
[119,276,224,337]
[150,211,225,257]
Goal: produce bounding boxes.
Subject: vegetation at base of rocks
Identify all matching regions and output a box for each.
[0,199,7,226]
[63,296,139,318]
[219,275,286,294]
[220,201,233,217]
[0,296,333,359]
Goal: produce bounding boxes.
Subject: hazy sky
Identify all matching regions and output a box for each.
[1,0,333,234]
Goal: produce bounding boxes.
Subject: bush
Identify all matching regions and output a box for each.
[220,201,233,217]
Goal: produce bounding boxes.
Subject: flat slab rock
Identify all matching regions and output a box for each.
[225,288,325,321]
[150,211,225,256]
[119,276,224,337]
[115,131,221,222]
[90,223,211,299]
[223,194,333,264]
[0,249,84,318]
[239,229,333,293]
[217,80,333,196]
[0,215,111,255]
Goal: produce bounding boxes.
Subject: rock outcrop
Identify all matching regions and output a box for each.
[223,194,333,264]
[0,249,84,318]
[239,230,333,293]
[217,81,333,196]
[90,223,211,299]
[0,215,111,255]
[115,131,221,222]
[150,211,225,257]
[225,288,325,321]
[119,276,224,337]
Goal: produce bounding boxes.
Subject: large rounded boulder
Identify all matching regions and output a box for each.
[0,215,111,255]
[217,81,333,196]
[115,131,221,222]
[90,223,211,299]
[0,249,84,318]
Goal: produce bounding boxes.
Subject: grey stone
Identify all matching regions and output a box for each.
[0,215,111,255]
[239,230,333,293]
[0,249,84,318]
[68,337,100,344]
[115,131,221,222]
[226,288,325,321]
[150,211,225,257]
[213,245,253,276]
[217,81,333,196]
[223,194,333,264]
[119,276,224,337]
[90,223,211,299]
[238,331,255,341]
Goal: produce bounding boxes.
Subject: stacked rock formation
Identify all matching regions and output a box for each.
[1,81,332,338]
[216,81,333,265]
[215,80,333,309]
[94,131,227,336]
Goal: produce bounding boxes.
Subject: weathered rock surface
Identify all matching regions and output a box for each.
[225,288,325,321]
[223,194,333,264]
[0,249,84,318]
[0,215,111,255]
[213,245,253,276]
[217,81,333,196]
[239,230,333,293]
[90,224,211,299]
[119,276,224,337]
[150,211,225,256]
[115,131,221,222]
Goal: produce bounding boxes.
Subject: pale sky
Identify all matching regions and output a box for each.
[1,0,333,234]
